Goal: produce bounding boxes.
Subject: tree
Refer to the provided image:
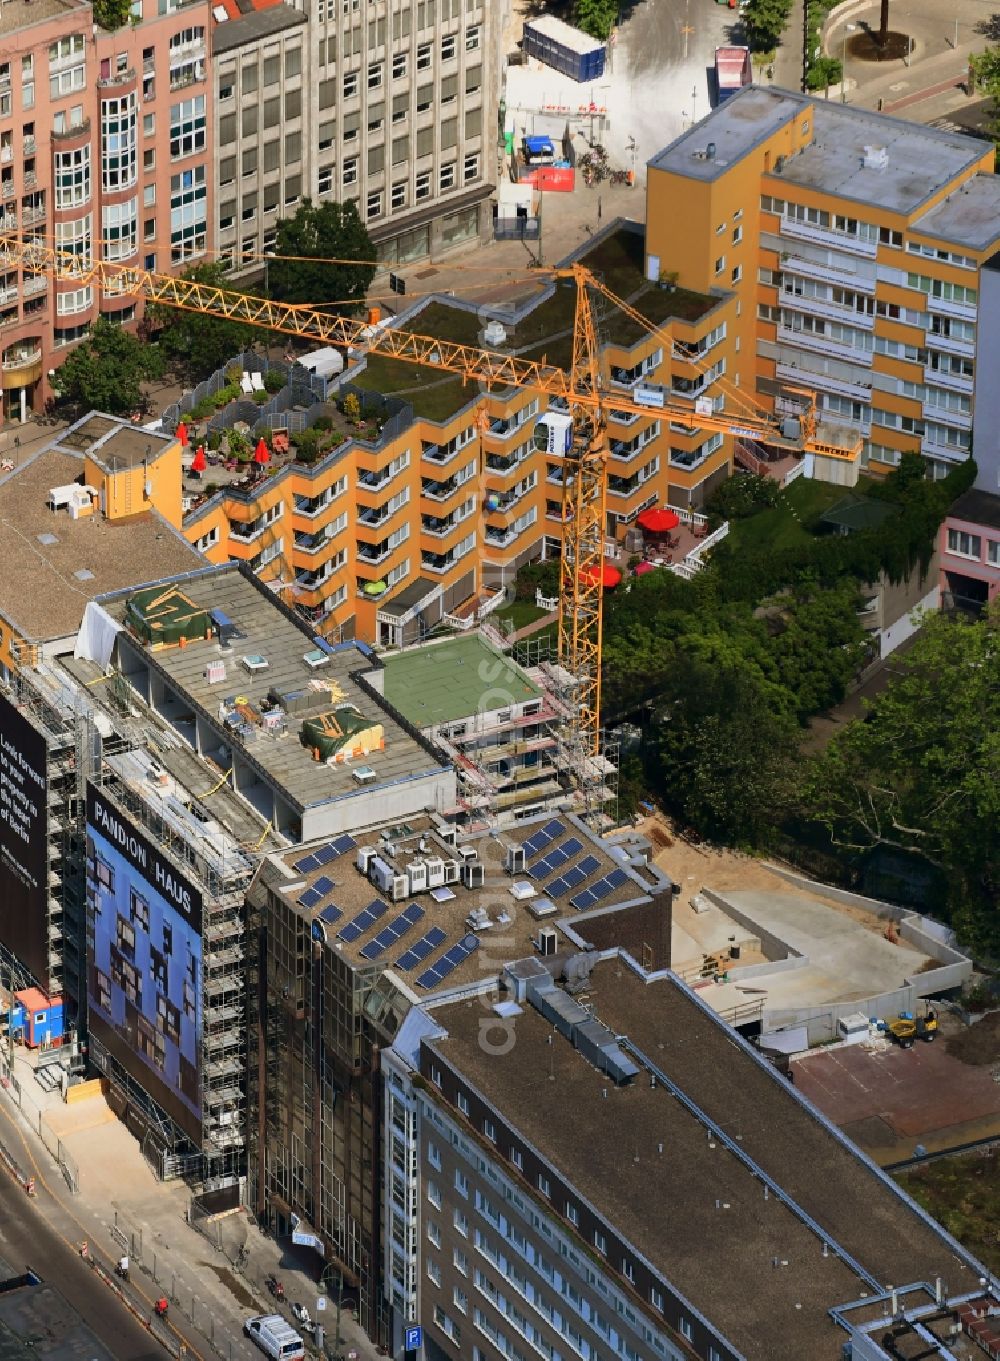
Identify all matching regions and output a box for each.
[804,603,1000,949]
[763,581,866,719]
[574,0,617,41]
[53,318,163,416]
[268,199,375,310]
[970,46,1000,150]
[146,263,258,382]
[742,0,793,53]
[93,0,133,29]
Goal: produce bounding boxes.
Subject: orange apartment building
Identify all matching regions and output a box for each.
[644,87,1000,482]
[0,0,212,421]
[181,223,741,645]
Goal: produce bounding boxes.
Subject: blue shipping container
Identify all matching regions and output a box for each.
[523,16,606,83]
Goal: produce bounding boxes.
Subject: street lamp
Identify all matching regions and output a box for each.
[319,1261,345,1355]
[841,24,856,102]
[691,85,698,124]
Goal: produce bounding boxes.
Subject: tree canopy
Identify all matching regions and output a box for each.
[803,602,1000,951]
[742,0,793,53]
[268,199,376,310]
[53,318,162,416]
[146,263,259,381]
[93,0,133,30]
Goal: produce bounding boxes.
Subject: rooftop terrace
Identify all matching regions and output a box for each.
[0,447,202,642]
[374,634,541,729]
[429,964,982,1360]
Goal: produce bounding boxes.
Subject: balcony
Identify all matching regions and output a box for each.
[22,205,46,227]
[776,325,873,367]
[294,529,334,554]
[22,276,47,298]
[922,401,971,431]
[52,117,90,143]
[781,254,876,293]
[422,551,462,574]
[357,540,393,565]
[775,360,872,403]
[923,365,973,395]
[357,504,392,529]
[779,217,877,259]
[422,477,461,502]
[422,514,460,538]
[926,330,974,360]
[927,295,977,322]
[2,347,43,386]
[98,67,137,90]
[779,290,874,330]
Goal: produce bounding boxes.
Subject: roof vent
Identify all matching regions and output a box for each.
[37,533,58,546]
[863,144,889,170]
[73,568,95,581]
[706,141,716,161]
[483,321,507,347]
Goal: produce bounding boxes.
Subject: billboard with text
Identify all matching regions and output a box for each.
[86,783,203,1143]
[0,690,50,989]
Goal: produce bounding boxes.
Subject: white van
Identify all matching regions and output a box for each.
[244,1315,305,1361]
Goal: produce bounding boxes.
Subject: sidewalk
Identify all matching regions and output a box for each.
[0,1068,380,1361]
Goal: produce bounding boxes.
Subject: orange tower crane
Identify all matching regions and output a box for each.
[0,238,860,766]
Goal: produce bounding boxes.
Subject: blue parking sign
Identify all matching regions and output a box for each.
[405,1326,423,1352]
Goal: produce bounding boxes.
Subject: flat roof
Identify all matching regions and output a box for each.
[100,565,446,814]
[267,811,663,987]
[947,486,1000,530]
[430,965,981,1360]
[0,0,84,36]
[377,635,541,729]
[212,2,305,53]
[773,102,987,217]
[0,447,203,642]
[57,412,177,473]
[523,12,603,54]
[649,87,990,219]
[912,174,1000,250]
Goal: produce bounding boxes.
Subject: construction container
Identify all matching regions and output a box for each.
[523,15,606,83]
[13,989,64,1048]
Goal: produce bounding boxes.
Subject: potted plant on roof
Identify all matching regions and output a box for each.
[659,269,679,293]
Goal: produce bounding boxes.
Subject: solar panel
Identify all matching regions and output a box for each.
[396,925,446,970]
[319,903,343,924]
[403,903,425,925]
[546,876,568,897]
[416,934,480,989]
[544,837,584,873]
[529,855,553,880]
[313,844,336,867]
[396,950,418,970]
[543,818,565,838]
[607,867,629,888]
[360,939,385,960]
[334,833,357,855]
[298,887,322,909]
[577,854,602,878]
[339,921,364,943]
[313,875,335,896]
[570,888,597,910]
[293,853,319,874]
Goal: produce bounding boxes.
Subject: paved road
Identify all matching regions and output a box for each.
[0,1167,164,1361]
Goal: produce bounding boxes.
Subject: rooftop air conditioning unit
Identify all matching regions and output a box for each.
[538,926,558,957]
[425,857,445,888]
[505,846,526,874]
[370,857,395,893]
[391,874,409,902]
[352,766,377,784]
[408,860,429,892]
[356,847,378,874]
[483,321,507,347]
[443,859,461,885]
[457,845,478,863]
[462,861,485,889]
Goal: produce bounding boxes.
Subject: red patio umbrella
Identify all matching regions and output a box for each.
[175,420,188,446]
[637,507,680,534]
[634,560,656,576]
[580,563,622,589]
[253,437,271,465]
[190,444,207,473]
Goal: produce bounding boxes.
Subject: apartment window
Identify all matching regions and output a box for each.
[102,198,138,261]
[650,1286,664,1311]
[454,1169,469,1198]
[463,152,480,183]
[318,167,333,196]
[343,157,358,186]
[565,1202,579,1225]
[343,71,358,98]
[143,183,155,206]
[56,213,92,266]
[169,95,206,159]
[439,163,455,191]
[143,217,155,240]
[537,1173,550,1196]
[594,1230,607,1254]
[143,147,155,172]
[427,1221,441,1248]
[441,34,456,59]
[679,1319,693,1342]
[417,42,432,70]
[714,255,725,275]
[456,1090,469,1115]
[391,181,406,210]
[427,1260,441,1287]
[368,62,383,89]
[416,171,430,200]
[432,1307,460,1346]
[427,1180,442,1209]
[622,1259,635,1283]
[101,93,138,191]
[482,1117,495,1143]
[453,1248,468,1276]
[49,35,86,100]
[427,1140,441,1170]
[219,82,233,102]
[170,164,207,263]
[453,1288,467,1315]
[947,529,981,559]
[54,146,90,209]
[731,264,742,283]
[732,224,743,244]
[56,285,92,316]
[453,1209,468,1237]
[510,1147,522,1171]
[466,24,480,49]
[392,53,407,79]
[988,539,1000,565]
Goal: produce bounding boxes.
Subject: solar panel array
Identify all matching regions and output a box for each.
[292,834,357,874]
[319,901,343,925]
[359,903,426,961]
[569,866,630,911]
[546,853,602,898]
[530,837,584,879]
[521,818,566,860]
[416,933,480,990]
[338,897,390,943]
[396,926,448,971]
[297,874,337,910]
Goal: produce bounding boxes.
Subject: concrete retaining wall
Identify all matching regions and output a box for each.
[701,888,804,964]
